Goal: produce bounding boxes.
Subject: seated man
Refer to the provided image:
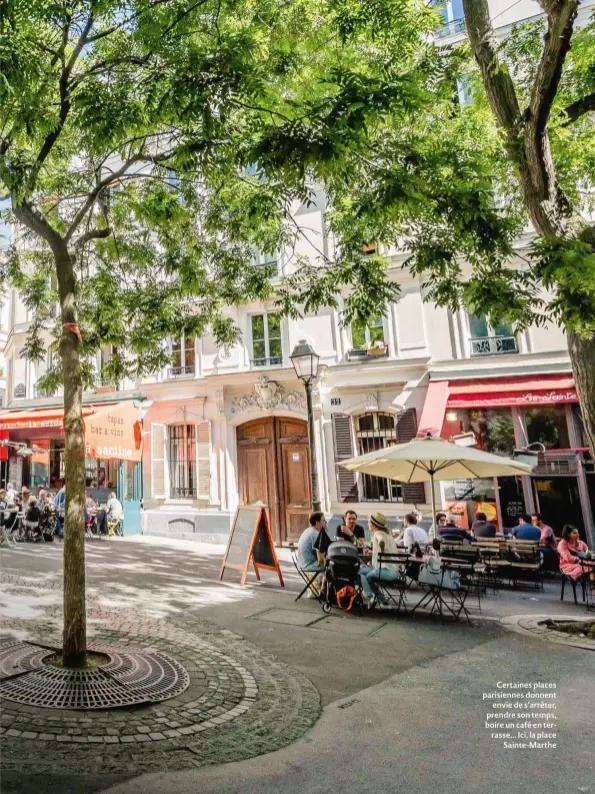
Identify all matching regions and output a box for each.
[106,492,124,520]
[402,512,429,552]
[335,509,366,546]
[297,512,329,598]
[513,514,541,541]
[297,513,325,572]
[471,511,497,538]
[437,513,476,543]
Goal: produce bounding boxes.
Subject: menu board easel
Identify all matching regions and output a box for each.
[219,506,284,586]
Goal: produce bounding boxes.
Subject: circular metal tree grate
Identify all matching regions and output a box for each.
[0,641,190,710]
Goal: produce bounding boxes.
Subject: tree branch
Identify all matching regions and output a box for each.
[525,0,579,197]
[65,155,143,242]
[462,0,523,141]
[12,199,64,254]
[31,14,95,187]
[561,91,595,126]
[74,226,112,250]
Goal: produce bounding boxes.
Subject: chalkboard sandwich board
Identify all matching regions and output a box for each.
[219,506,284,587]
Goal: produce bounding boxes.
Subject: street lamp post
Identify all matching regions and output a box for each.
[290,339,321,512]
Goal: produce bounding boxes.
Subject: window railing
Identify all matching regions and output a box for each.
[168,365,196,378]
[470,336,518,356]
[251,355,283,368]
[435,17,467,38]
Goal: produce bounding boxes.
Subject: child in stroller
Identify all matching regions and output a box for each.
[322,541,363,614]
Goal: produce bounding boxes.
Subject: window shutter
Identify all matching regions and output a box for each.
[197,421,211,501]
[396,408,418,443]
[151,423,166,499]
[332,413,358,502]
[396,409,426,503]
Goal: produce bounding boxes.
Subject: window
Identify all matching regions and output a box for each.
[469,314,517,356]
[351,316,386,351]
[524,406,570,450]
[252,248,278,274]
[468,409,515,457]
[251,313,282,367]
[170,336,195,377]
[168,425,197,498]
[356,412,403,502]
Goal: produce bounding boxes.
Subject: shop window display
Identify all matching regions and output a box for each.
[523,406,570,449]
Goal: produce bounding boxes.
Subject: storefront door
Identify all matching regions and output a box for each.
[236,417,310,544]
[118,461,142,536]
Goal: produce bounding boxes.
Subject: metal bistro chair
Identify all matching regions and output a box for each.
[372,552,411,613]
[289,543,323,602]
[560,572,587,606]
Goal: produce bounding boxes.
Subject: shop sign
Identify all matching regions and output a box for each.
[448,389,578,408]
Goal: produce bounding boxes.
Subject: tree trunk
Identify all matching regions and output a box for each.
[56,247,87,668]
[568,332,595,457]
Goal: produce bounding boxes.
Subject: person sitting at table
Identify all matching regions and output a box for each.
[85,492,98,534]
[359,513,401,605]
[437,513,476,543]
[531,513,556,549]
[297,512,330,598]
[38,491,57,542]
[335,510,366,547]
[471,511,497,538]
[532,512,558,572]
[24,495,42,541]
[402,512,429,552]
[513,514,541,541]
[558,525,594,592]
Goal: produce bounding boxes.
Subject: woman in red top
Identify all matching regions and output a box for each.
[557,525,594,585]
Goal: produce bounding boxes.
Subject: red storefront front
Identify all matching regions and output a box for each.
[418,374,594,545]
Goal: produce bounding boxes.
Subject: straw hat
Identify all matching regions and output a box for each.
[369,513,388,531]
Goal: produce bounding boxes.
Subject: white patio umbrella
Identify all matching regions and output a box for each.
[340,433,535,529]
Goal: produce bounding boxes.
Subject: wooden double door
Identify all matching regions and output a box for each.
[237,417,311,544]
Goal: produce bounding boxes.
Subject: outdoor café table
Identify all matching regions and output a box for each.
[411,557,473,624]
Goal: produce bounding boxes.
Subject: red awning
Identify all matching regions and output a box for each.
[446,374,577,408]
[0,406,96,430]
[417,380,450,436]
[0,402,142,462]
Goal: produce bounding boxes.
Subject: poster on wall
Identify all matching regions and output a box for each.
[474,501,500,531]
[445,501,469,529]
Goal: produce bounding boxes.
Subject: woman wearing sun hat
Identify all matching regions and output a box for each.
[359,513,401,605]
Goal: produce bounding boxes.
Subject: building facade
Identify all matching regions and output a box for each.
[1,0,593,545]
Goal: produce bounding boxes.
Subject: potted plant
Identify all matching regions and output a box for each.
[366,340,387,357]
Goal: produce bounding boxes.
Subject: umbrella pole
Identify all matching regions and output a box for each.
[430,470,438,540]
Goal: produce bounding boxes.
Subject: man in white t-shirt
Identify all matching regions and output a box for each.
[402,512,429,552]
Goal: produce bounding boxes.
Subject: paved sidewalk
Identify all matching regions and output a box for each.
[100,629,595,794]
[1,535,593,794]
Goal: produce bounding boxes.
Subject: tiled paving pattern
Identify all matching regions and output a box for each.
[0,570,320,775]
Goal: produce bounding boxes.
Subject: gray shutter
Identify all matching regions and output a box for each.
[332,413,358,502]
[151,423,166,499]
[397,409,426,503]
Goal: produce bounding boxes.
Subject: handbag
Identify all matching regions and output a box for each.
[418,557,461,590]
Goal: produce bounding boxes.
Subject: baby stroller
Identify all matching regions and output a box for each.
[322,541,363,614]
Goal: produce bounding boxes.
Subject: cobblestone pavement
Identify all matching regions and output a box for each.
[0,568,320,777]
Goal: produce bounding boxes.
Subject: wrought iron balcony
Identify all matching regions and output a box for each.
[435,17,467,38]
[470,336,518,356]
[168,365,196,378]
[251,356,283,368]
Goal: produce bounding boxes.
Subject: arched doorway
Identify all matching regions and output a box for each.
[236,417,311,544]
